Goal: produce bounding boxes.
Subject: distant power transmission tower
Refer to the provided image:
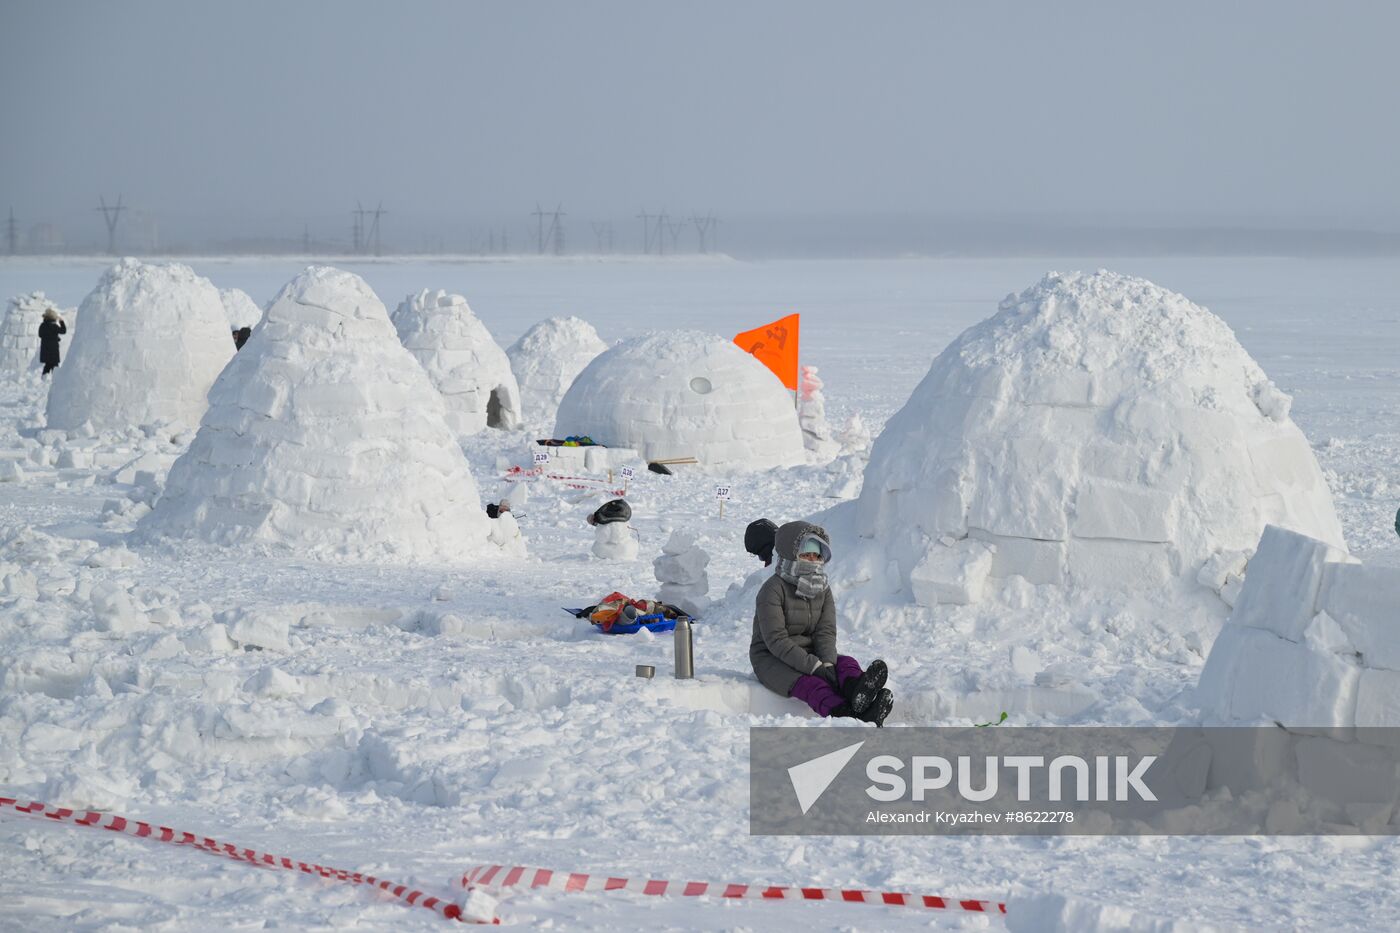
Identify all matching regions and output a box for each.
[5,208,16,255]
[591,221,614,253]
[636,209,653,255]
[532,203,565,254]
[365,202,386,256]
[692,213,718,253]
[352,203,364,253]
[654,208,672,256]
[96,195,126,255]
[666,217,685,252]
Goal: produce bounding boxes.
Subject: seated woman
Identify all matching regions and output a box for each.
[750,521,893,726]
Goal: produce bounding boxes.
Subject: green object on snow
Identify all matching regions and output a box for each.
[975,711,1008,728]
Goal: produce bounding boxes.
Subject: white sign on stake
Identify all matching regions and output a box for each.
[532,450,551,466]
[620,465,636,492]
[715,483,732,518]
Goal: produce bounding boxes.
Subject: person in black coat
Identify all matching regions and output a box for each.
[37,308,67,376]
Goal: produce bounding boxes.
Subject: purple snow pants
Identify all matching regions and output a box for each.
[788,655,864,717]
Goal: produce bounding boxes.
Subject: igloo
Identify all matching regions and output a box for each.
[554,330,807,470]
[139,267,497,562]
[830,271,1344,605]
[221,287,263,330]
[1,292,66,375]
[391,289,521,435]
[46,260,234,431]
[505,316,607,423]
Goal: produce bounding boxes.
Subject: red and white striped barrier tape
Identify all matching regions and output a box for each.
[460,863,1006,917]
[0,797,497,925]
[502,466,625,496]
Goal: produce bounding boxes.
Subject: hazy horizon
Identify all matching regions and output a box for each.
[4,1,1399,256]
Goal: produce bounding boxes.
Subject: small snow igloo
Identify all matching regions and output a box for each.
[391,289,521,435]
[554,330,806,469]
[139,267,497,562]
[832,271,1343,606]
[46,260,234,431]
[506,316,607,424]
[1,292,66,375]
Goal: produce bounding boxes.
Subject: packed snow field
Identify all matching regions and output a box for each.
[1,256,1398,930]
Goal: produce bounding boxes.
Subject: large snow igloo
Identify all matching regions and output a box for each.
[46,260,234,431]
[391,289,521,435]
[506,315,607,424]
[139,267,499,562]
[831,270,1344,606]
[554,330,806,469]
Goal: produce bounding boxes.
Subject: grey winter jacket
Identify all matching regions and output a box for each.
[750,521,838,695]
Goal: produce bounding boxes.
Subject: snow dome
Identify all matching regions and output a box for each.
[220,287,263,330]
[505,315,607,423]
[830,271,1344,605]
[391,289,521,435]
[46,260,234,431]
[139,267,497,562]
[554,330,806,469]
[1,292,65,375]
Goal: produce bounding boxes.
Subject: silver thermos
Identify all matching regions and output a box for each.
[673,616,694,679]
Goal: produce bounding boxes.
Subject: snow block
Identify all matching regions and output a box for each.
[1294,734,1398,809]
[970,529,1066,586]
[1223,625,1359,730]
[1317,562,1400,671]
[226,610,291,652]
[1005,891,1206,932]
[908,538,995,606]
[1231,525,1348,642]
[1071,479,1174,542]
[1067,538,1173,590]
[1354,668,1400,736]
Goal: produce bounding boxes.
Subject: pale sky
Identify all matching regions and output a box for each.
[3,0,1398,251]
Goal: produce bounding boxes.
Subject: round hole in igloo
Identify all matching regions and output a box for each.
[689,376,713,395]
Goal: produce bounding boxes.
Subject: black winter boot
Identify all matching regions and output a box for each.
[858,689,893,727]
[842,660,888,715]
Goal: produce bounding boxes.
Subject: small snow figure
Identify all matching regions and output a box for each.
[654,530,710,617]
[588,498,637,560]
[37,308,67,376]
[487,499,526,556]
[797,365,839,460]
[750,522,893,726]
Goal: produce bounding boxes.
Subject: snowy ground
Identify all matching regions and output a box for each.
[1,255,1398,930]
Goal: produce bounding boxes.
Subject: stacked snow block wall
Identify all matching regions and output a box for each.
[1197,524,1400,731]
[555,330,806,470]
[1193,524,1400,828]
[139,267,497,562]
[46,260,234,432]
[830,271,1344,605]
[2,292,67,374]
[505,316,607,426]
[654,531,710,616]
[391,289,521,436]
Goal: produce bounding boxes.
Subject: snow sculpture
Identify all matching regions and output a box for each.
[555,330,806,470]
[830,271,1344,604]
[506,316,607,424]
[139,266,498,562]
[654,531,710,616]
[797,365,839,460]
[391,289,521,435]
[592,522,638,560]
[1,292,66,374]
[220,287,263,330]
[46,260,234,431]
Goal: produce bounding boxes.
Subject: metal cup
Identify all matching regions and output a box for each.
[635,664,655,679]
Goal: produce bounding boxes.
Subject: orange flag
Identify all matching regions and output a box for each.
[734,313,800,390]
